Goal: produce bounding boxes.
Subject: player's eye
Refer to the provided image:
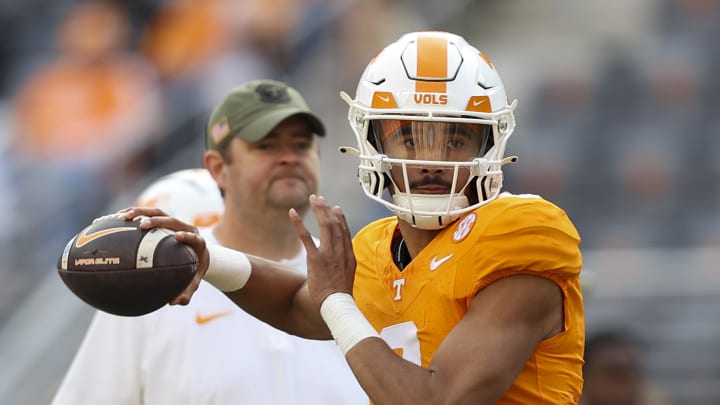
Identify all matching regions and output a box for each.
[447,138,464,148]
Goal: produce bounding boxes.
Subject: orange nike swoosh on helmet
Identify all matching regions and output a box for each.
[195,311,232,325]
[75,226,137,248]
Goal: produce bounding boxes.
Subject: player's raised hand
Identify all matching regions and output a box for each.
[120,206,210,305]
[290,195,356,308]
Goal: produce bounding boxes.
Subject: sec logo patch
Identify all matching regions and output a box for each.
[453,213,476,242]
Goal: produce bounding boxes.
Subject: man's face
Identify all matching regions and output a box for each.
[372,120,490,195]
[222,116,320,214]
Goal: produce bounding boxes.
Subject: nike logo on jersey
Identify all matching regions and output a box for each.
[75,226,136,248]
[429,254,454,271]
[195,311,232,325]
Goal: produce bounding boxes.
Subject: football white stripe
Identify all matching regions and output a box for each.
[136,228,173,269]
[60,235,77,270]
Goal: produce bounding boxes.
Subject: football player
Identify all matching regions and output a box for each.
[128,32,584,404]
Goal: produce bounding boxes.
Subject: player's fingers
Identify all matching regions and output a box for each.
[137,215,198,234]
[311,195,341,251]
[174,230,205,249]
[310,194,332,224]
[175,231,208,265]
[329,206,346,248]
[169,231,208,306]
[290,208,317,252]
[334,206,355,270]
[335,206,351,240]
[326,204,349,259]
[120,206,168,219]
[308,195,331,247]
[170,275,201,306]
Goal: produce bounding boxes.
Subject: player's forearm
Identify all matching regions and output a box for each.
[205,246,331,339]
[345,339,449,405]
[347,339,506,405]
[318,293,455,404]
[319,293,504,404]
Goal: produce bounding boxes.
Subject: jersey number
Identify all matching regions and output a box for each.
[379,321,421,365]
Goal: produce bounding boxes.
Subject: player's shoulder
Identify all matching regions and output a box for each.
[354,216,397,240]
[445,193,582,283]
[488,191,564,212]
[473,192,579,239]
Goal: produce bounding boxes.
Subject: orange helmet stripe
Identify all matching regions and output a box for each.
[415,35,447,93]
[479,52,495,70]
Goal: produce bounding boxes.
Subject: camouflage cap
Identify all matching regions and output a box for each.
[206,80,325,150]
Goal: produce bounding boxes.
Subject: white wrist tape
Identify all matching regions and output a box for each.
[204,244,252,292]
[320,292,379,355]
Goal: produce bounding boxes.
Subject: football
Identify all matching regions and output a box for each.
[57,213,198,316]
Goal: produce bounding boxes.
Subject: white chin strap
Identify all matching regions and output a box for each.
[391,194,469,230]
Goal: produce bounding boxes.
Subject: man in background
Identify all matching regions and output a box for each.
[52,80,366,404]
[582,327,674,405]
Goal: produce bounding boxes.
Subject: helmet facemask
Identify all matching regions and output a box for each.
[346,102,515,229]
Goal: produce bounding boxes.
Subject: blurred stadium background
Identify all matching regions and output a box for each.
[0,0,718,403]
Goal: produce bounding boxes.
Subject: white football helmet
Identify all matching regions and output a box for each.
[135,168,224,228]
[340,31,518,229]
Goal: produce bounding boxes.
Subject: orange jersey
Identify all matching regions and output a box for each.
[352,193,584,404]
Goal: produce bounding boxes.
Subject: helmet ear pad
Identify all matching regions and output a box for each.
[366,121,380,151]
[357,164,392,197]
[467,177,480,206]
[364,122,394,195]
[368,171,392,196]
[380,173,393,195]
[476,174,503,203]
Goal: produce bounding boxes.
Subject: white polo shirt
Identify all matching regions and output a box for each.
[51,228,367,405]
